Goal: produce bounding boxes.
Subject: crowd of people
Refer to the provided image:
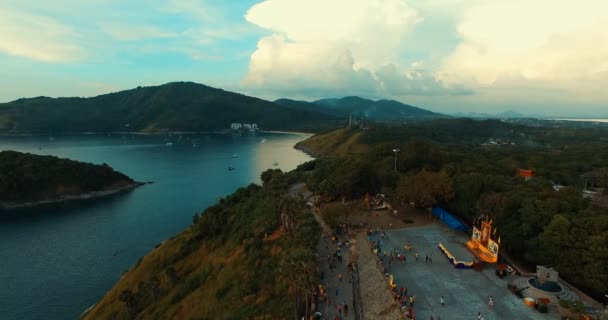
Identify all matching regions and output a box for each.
[310,228,357,320]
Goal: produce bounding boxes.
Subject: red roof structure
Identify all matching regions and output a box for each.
[518,169,535,178]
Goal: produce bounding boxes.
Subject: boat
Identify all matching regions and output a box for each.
[228,166,235,171]
[165,142,173,147]
[273,161,279,166]
[260,138,266,143]
[232,154,239,158]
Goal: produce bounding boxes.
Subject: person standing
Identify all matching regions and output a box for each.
[488,296,494,309]
[440,295,445,306]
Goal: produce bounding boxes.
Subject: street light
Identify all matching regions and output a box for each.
[393,149,400,172]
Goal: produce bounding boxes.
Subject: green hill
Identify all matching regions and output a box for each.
[82,169,320,320]
[275,96,446,122]
[0,82,338,134]
[0,151,137,209]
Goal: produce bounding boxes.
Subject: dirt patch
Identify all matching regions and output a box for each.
[319,199,434,230]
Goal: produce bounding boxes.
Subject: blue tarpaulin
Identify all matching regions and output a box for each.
[432,207,470,232]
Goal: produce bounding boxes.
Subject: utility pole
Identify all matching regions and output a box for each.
[393,149,400,172]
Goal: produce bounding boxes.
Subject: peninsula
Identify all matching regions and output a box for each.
[0,150,142,210]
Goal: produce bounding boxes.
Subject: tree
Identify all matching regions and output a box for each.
[476,192,505,216]
[396,169,454,208]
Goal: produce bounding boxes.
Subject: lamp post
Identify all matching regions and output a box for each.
[393,149,400,172]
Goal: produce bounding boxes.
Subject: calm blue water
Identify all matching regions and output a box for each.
[0,132,311,320]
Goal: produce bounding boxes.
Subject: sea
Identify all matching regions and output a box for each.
[0,132,312,320]
[555,118,608,123]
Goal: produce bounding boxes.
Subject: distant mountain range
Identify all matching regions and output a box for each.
[451,110,546,119]
[0,82,444,134]
[275,96,445,122]
[0,82,339,134]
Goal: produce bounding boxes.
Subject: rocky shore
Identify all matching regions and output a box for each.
[0,182,146,211]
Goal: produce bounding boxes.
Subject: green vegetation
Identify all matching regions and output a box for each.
[298,119,608,299]
[83,168,320,320]
[0,151,134,205]
[0,82,339,134]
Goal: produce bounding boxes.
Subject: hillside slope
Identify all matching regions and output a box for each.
[0,82,338,134]
[82,170,320,320]
[0,151,137,209]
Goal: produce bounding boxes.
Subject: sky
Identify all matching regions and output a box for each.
[0,0,607,117]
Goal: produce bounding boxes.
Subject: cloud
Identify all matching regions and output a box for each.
[439,0,608,98]
[100,23,178,41]
[0,7,84,62]
[243,0,465,98]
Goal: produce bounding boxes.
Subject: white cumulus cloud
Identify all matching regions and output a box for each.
[439,0,608,100]
[243,0,464,98]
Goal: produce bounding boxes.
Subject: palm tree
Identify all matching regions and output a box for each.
[288,250,317,320]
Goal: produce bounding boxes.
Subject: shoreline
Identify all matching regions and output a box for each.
[293,142,323,158]
[0,129,315,137]
[0,182,146,211]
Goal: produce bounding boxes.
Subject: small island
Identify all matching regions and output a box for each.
[0,150,142,211]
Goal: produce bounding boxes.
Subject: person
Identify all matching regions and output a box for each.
[440,295,445,306]
[338,273,343,281]
[344,302,348,316]
[425,254,429,263]
[477,312,482,320]
[415,252,419,261]
[338,303,342,316]
[488,296,494,309]
[410,295,415,306]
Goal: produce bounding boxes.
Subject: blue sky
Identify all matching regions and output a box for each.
[1,0,607,116]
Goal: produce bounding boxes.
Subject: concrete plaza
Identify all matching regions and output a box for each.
[373,223,555,320]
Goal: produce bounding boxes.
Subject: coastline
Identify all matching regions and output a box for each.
[0,129,316,137]
[293,142,323,158]
[0,182,146,211]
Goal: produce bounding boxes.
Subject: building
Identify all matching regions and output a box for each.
[518,169,535,181]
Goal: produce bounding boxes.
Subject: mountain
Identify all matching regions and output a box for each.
[0,151,139,210]
[451,110,546,119]
[275,96,445,122]
[0,82,338,134]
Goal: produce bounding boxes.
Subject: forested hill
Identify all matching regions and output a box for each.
[296,120,608,299]
[275,96,446,122]
[82,169,320,319]
[0,82,338,134]
[0,151,137,208]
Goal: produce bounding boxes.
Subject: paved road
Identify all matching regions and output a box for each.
[315,230,356,320]
[289,183,356,320]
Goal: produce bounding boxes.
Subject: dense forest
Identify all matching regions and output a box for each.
[298,119,608,299]
[0,82,339,134]
[83,168,320,319]
[0,151,135,205]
